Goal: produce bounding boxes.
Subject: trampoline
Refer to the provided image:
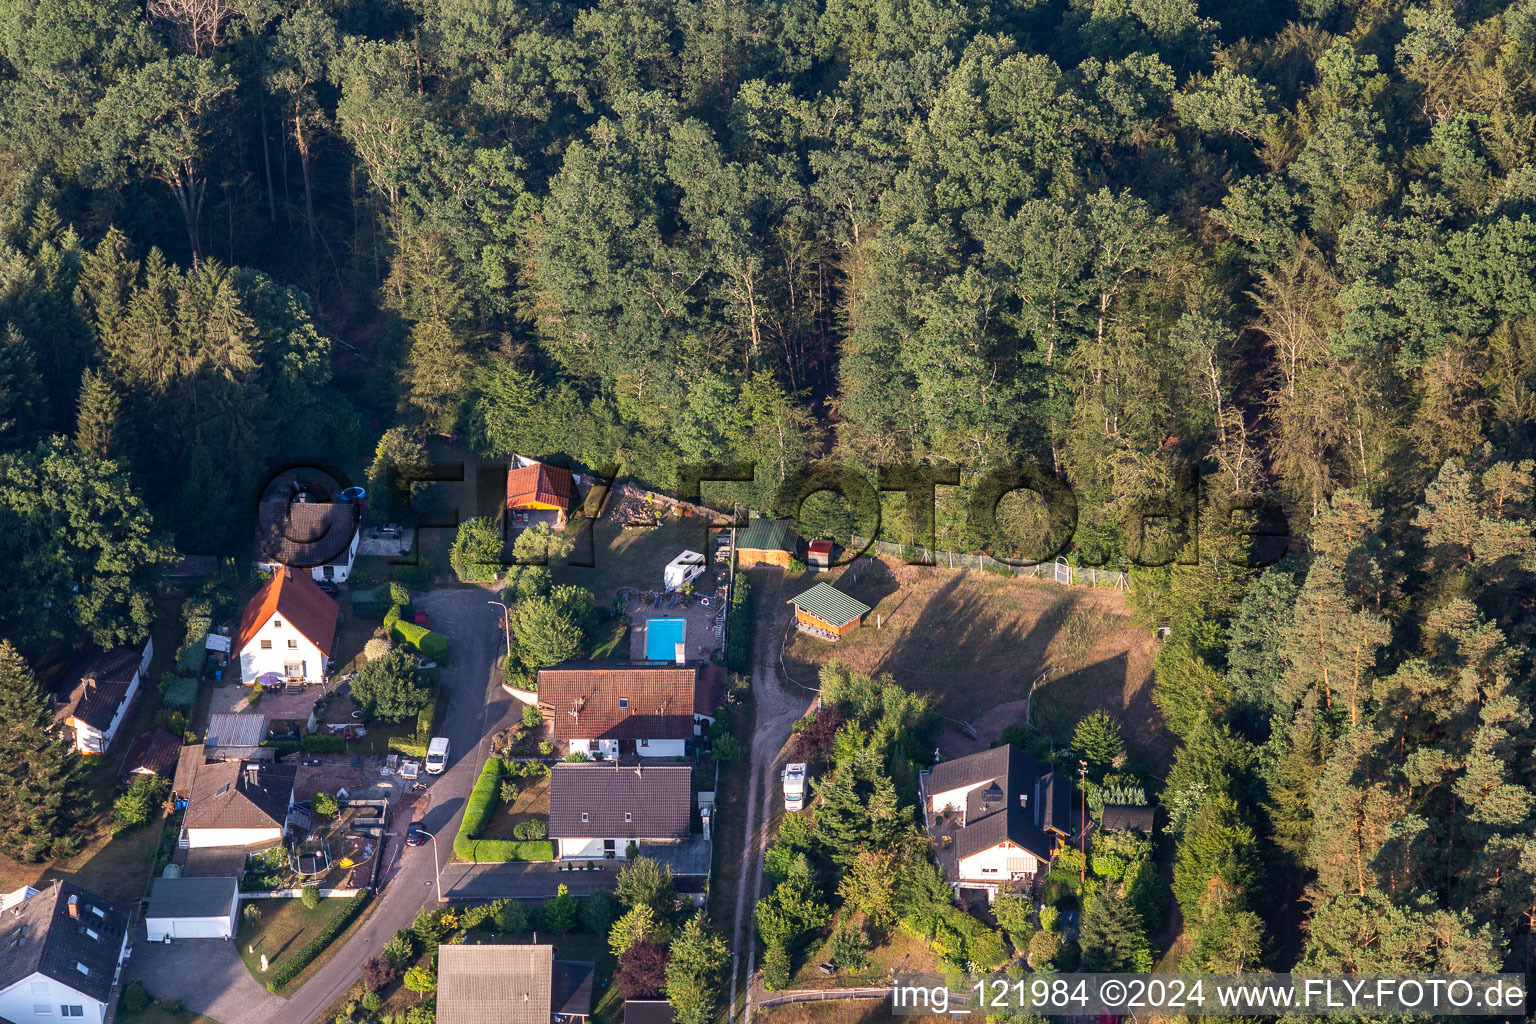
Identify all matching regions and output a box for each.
[645,618,686,660]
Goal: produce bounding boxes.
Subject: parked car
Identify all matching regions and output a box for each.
[405,822,428,846]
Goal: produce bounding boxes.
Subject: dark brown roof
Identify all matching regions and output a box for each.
[235,569,338,656]
[553,960,595,1018]
[540,666,697,742]
[1101,804,1157,832]
[548,763,692,839]
[506,462,574,510]
[184,761,295,831]
[120,729,181,782]
[625,1001,675,1024]
[255,499,359,568]
[694,664,726,719]
[172,743,205,799]
[0,881,128,1003]
[55,645,144,731]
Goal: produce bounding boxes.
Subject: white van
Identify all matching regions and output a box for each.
[425,737,450,774]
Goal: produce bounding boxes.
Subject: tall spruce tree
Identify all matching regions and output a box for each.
[0,641,85,861]
[73,368,124,461]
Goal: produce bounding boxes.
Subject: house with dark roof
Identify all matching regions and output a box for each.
[734,517,801,568]
[547,762,693,861]
[506,459,577,529]
[539,665,703,759]
[0,880,129,1024]
[119,729,181,785]
[234,568,338,686]
[787,582,870,640]
[53,637,154,755]
[920,745,1072,902]
[436,944,593,1024]
[252,494,361,584]
[182,761,295,849]
[1101,804,1157,833]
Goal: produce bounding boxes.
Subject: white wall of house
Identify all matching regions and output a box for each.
[957,841,1038,882]
[635,737,686,758]
[185,826,283,850]
[928,781,989,818]
[0,973,109,1024]
[66,638,152,756]
[238,614,326,685]
[146,890,238,941]
[556,837,636,860]
[568,738,619,760]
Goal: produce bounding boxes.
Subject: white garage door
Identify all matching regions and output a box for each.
[147,917,230,940]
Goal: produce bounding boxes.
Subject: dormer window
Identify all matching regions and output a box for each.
[618,697,629,709]
[83,928,98,941]
[624,812,632,822]
[89,907,104,919]
[581,812,589,822]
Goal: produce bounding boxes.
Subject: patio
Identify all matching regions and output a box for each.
[627,591,727,662]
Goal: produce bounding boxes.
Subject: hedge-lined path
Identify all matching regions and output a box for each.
[252,586,514,1024]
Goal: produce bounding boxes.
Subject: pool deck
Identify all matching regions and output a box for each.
[629,593,726,662]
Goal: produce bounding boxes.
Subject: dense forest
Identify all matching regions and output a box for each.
[0,0,1534,984]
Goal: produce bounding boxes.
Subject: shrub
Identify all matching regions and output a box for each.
[564,751,590,762]
[243,903,263,926]
[1030,929,1064,969]
[394,563,429,585]
[726,574,752,672]
[580,890,619,934]
[266,891,371,991]
[362,956,397,992]
[615,939,669,999]
[161,676,199,710]
[361,990,383,1013]
[402,966,436,997]
[382,930,417,968]
[500,780,520,804]
[522,703,543,728]
[459,899,506,932]
[113,775,168,830]
[312,792,340,816]
[544,884,577,935]
[303,734,347,753]
[119,980,150,1014]
[418,631,449,663]
[391,620,430,650]
[388,581,412,607]
[415,692,440,742]
[830,927,871,971]
[165,998,185,1014]
[496,899,529,933]
[712,733,743,763]
[363,637,393,661]
[513,819,547,840]
[301,884,322,909]
[538,740,554,756]
[352,647,432,722]
[762,941,791,990]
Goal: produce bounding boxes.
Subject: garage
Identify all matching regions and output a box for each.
[145,876,240,941]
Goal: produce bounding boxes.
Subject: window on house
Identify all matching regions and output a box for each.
[287,639,298,648]
[89,907,104,919]
[62,1007,84,1018]
[83,928,98,940]
[581,812,589,822]
[273,619,282,628]
[624,812,632,822]
[618,697,628,709]
[74,963,89,976]
[981,867,998,874]
[260,640,272,650]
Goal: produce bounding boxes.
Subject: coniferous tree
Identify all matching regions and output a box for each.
[1078,893,1152,972]
[73,368,124,461]
[0,641,85,861]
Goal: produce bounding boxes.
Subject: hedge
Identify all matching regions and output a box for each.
[394,563,429,585]
[265,890,372,991]
[161,676,199,711]
[261,740,302,758]
[417,631,449,663]
[726,573,753,673]
[302,734,346,753]
[391,620,429,649]
[450,759,552,862]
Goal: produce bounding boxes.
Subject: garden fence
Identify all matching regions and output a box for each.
[848,537,1130,590]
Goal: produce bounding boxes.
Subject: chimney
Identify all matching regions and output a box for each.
[67,896,78,919]
[245,764,261,786]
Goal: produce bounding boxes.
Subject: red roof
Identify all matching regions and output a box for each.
[235,569,338,656]
[807,539,834,555]
[540,666,698,742]
[506,462,575,510]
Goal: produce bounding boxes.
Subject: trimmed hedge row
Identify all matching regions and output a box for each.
[265,890,371,991]
[726,573,753,673]
[302,734,346,753]
[451,759,554,862]
[391,619,450,663]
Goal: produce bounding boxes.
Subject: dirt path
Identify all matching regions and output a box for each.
[726,571,817,1024]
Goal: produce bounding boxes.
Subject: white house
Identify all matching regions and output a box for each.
[547,762,693,860]
[144,876,240,941]
[920,745,1071,902]
[53,637,154,755]
[234,568,338,687]
[253,495,361,584]
[182,761,295,849]
[0,881,129,1024]
[540,666,700,759]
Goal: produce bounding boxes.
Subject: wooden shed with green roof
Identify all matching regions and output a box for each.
[734,517,802,568]
[788,582,871,640]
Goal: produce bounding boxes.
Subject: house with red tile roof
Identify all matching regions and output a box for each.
[539,664,707,759]
[506,459,576,528]
[234,569,338,686]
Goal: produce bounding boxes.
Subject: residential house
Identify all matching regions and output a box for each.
[144,876,240,941]
[506,459,577,530]
[0,880,129,1024]
[204,714,268,762]
[252,495,361,585]
[1101,804,1157,833]
[539,665,707,759]
[733,518,801,568]
[181,761,295,849]
[547,762,692,861]
[920,745,1072,902]
[234,568,338,686]
[119,729,181,785]
[786,583,870,641]
[53,638,154,755]
[436,944,593,1024]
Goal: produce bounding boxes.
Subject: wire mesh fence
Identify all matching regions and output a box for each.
[847,537,1130,590]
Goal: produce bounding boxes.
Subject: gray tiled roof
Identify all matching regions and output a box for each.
[548,763,692,839]
[924,746,1069,865]
[146,876,238,920]
[437,944,552,1024]
[0,881,127,1003]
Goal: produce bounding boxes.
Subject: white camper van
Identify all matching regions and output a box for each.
[426,737,450,774]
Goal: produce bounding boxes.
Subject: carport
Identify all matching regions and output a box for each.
[145,875,240,941]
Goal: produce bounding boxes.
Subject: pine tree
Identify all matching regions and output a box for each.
[73,369,124,461]
[1172,794,1258,919]
[665,914,728,1024]
[0,641,85,861]
[0,325,46,443]
[1078,893,1152,972]
[398,317,472,435]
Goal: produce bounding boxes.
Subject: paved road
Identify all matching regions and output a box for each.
[724,572,817,1024]
[258,586,518,1024]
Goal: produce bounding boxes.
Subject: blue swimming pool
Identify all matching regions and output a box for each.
[645,618,687,660]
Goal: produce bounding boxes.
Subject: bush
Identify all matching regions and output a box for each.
[564,751,591,762]
[500,780,520,804]
[363,637,393,661]
[391,620,430,650]
[418,631,449,663]
[312,792,340,816]
[726,574,752,673]
[119,980,150,1014]
[394,563,429,585]
[352,647,432,722]
[415,692,440,742]
[301,884,322,909]
[513,818,547,840]
[712,733,744,763]
[762,941,791,990]
[830,927,871,971]
[388,581,412,607]
[362,956,397,992]
[382,930,417,968]
[161,676,199,710]
[266,891,371,991]
[538,740,554,756]
[243,903,263,926]
[302,734,347,753]
[496,899,529,933]
[113,775,168,830]
[361,990,383,1013]
[522,704,543,728]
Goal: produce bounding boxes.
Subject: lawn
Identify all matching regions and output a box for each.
[238,897,358,992]
[786,922,941,990]
[779,557,1168,770]
[756,1000,908,1024]
[482,776,550,841]
[553,517,728,606]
